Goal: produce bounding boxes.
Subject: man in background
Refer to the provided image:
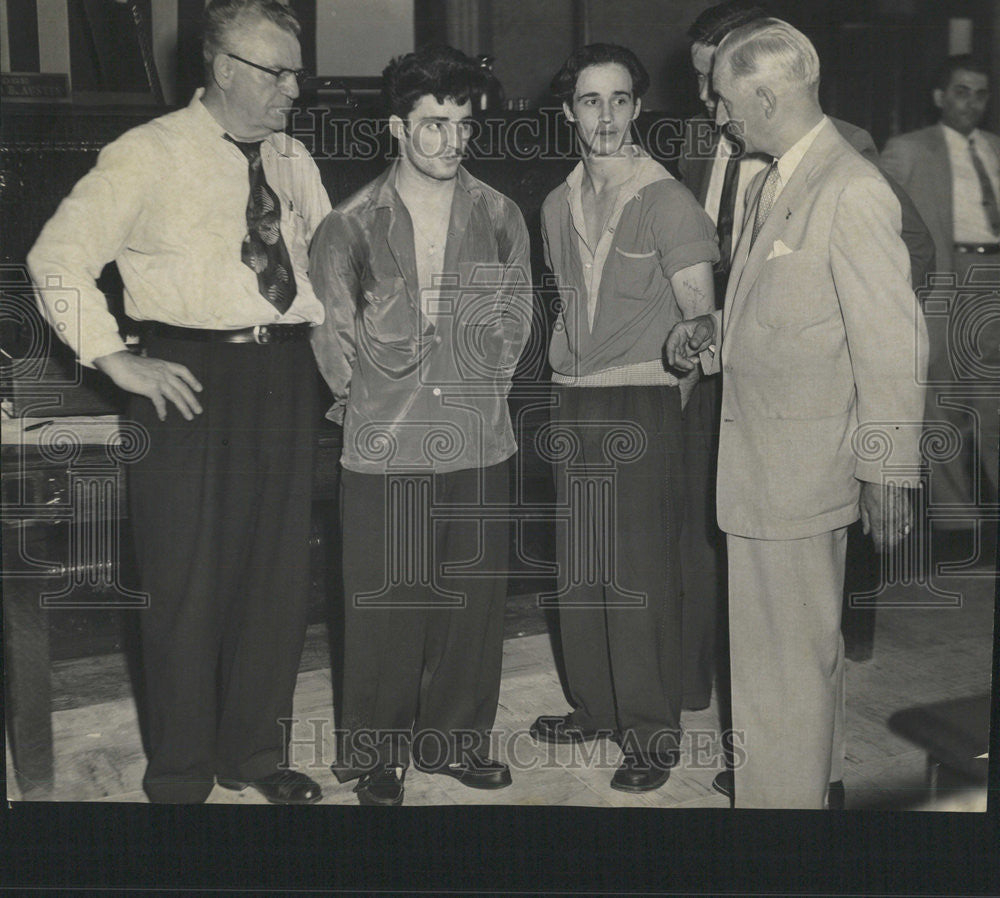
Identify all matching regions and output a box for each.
[27,0,330,804]
[882,56,1000,544]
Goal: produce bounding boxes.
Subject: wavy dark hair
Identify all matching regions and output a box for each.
[687,1,770,46]
[382,45,487,119]
[550,44,650,105]
[934,54,991,91]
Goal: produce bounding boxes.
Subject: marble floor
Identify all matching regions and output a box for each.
[4,567,994,809]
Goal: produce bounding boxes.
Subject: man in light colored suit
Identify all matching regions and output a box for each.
[678,1,936,807]
[667,18,929,808]
[882,55,1000,522]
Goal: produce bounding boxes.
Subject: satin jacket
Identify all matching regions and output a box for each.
[309,162,532,474]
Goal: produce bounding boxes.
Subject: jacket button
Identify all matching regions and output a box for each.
[432,388,441,396]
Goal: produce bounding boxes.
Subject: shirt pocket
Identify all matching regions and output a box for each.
[610,247,660,301]
[360,275,414,344]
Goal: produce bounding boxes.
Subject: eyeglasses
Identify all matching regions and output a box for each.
[226,53,310,88]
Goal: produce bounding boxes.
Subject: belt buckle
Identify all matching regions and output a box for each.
[253,325,271,344]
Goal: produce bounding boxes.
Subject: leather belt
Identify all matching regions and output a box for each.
[954,243,1000,255]
[144,321,314,344]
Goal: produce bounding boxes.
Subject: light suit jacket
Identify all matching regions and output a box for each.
[881,123,1000,273]
[708,118,929,540]
[679,115,936,285]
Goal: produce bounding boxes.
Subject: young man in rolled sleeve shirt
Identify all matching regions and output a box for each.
[309,46,532,806]
[529,44,719,793]
[27,0,331,804]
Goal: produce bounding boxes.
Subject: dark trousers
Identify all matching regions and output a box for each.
[129,336,317,803]
[680,375,724,710]
[334,460,510,779]
[551,386,685,757]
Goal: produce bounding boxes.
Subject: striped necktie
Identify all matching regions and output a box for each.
[750,160,781,249]
[968,137,1000,236]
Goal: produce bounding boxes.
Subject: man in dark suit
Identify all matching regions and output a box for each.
[882,55,1000,528]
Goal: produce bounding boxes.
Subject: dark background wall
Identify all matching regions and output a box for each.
[1,1,998,138]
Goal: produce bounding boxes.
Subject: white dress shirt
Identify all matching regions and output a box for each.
[941,122,1000,243]
[28,90,331,367]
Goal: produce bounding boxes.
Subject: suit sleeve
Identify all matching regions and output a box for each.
[308,211,359,424]
[830,174,929,485]
[879,168,936,288]
[878,137,914,192]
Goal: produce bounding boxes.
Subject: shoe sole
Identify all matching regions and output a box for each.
[609,770,672,793]
[529,727,607,745]
[711,775,734,800]
[415,766,513,790]
[216,778,323,805]
[356,790,404,807]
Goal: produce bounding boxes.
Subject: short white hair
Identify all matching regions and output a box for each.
[716,17,820,91]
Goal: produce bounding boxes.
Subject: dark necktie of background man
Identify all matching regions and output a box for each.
[715,123,743,275]
[968,136,1000,235]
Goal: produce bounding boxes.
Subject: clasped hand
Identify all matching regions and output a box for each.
[664,314,716,372]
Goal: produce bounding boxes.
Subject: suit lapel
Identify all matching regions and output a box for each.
[927,126,953,246]
[726,120,840,323]
[692,129,720,205]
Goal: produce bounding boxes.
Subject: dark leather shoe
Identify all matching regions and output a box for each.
[417,755,512,790]
[530,713,608,744]
[216,769,322,805]
[353,766,404,806]
[712,769,734,799]
[712,771,846,809]
[610,754,673,793]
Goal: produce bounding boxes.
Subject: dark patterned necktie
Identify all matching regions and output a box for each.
[750,160,781,249]
[968,137,1000,236]
[226,136,297,312]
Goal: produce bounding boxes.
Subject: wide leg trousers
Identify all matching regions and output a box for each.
[551,385,685,757]
[727,528,848,809]
[129,336,317,803]
[334,461,510,779]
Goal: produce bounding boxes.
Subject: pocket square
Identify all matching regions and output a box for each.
[766,239,795,261]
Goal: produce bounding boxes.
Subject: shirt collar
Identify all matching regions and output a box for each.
[188,88,294,157]
[373,159,481,209]
[564,145,671,200]
[774,114,828,184]
[564,147,672,251]
[940,120,983,151]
